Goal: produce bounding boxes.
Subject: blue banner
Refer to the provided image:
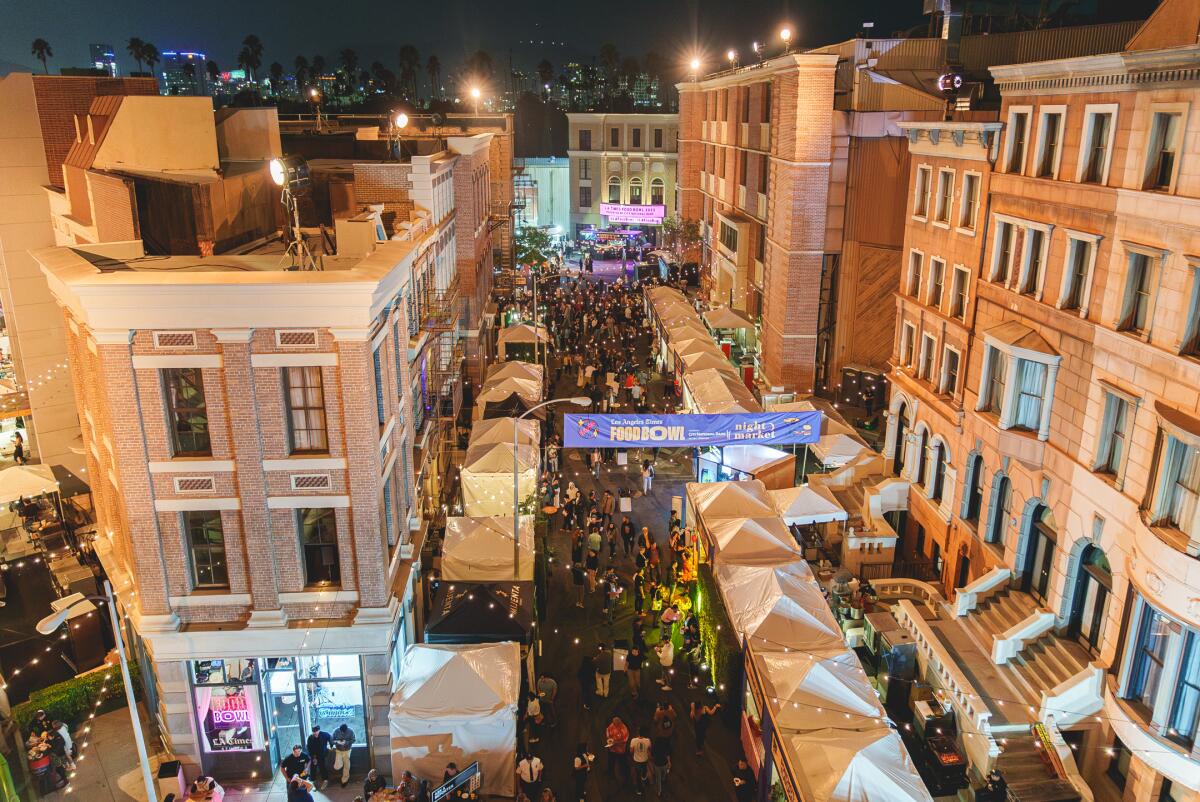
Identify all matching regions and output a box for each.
[563,412,822,448]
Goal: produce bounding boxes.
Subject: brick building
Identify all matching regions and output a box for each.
[0,72,156,475]
[883,3,1200,798]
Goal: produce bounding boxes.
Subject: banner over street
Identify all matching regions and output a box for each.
[563,412,822,448]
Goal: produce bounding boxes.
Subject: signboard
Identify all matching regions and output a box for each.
[195,685,261,753]
[599,203,666,225]
[563,412,822,448]
[431,761,482,801]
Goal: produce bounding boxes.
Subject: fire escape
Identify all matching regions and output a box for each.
[420,277,467,517]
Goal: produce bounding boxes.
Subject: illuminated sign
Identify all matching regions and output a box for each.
[211,694,251,725]
[564,412,822,448]
[599,203,666,225]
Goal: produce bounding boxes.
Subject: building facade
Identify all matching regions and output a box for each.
[566,112,678,239]
[160,51,209,96]
[884,4,1200,798]
[89,44,118,77]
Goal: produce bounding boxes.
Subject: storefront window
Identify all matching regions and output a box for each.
[296,655,365,749]
[191,660,264,755]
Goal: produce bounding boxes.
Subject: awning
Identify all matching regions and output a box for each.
[687,480,777,520]
[754,649,886,731]
[0,464,59,505]
[703,306,755,329]
[680,350,737,374]
[770,485,848,526]
[810,434,868,468]
[497,323,550,345]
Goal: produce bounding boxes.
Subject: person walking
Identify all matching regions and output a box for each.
[331,723,355,787]
[606,524,618,561]
[690,701,719,755]
[594,642,613,698]
[620,516,635,556]
[571,743,593,802]
[572,561,586,608]
[517,752,544,798]
[653,636,675,692]
[537,672,559,728]
[626,643,644,699]
[733,757,757,802]
[605,715,631,784]
[601,490,614,524]
[651,701,677,743]
[305,725,332,789]
[649,737,671,797]
[603,568,621,624]
[525,690,543,746]
[629,726,652,796]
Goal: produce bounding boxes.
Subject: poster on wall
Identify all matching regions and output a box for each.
[194,685,264,753]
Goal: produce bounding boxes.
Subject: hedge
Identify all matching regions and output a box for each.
[694,564,743,720]
[13,661,142,733]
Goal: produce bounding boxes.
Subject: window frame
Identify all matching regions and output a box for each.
[1076,104,1118,185]
[1093,383,1138,486]
[628,176,643,205]
[1179,257,1200,357]
[297,507,341,588]
[1015,220,1054,299]
[977,337,1061,440]
[918,332,937,382]
[650,177,665,206]
[606,176,621,204]
[900,322,916,368]
[162,366,212,458]
[950,265,970,320]
[957,171,980,233]
[927,257,946,310]
[933,167,955,227]
[1142,103,1188,193]
[579,184,592,210]
[1056,230,1102,317]
[609,126,620,149]
[907,249,924,298]
[1003,106,1032,174]
[1117,242,1167,337]
[939,345,961,396]
[1034,106,1066,179]
[182,509,229,590]
[631,127,642,149]
[912,165,932,221]
[990,219,1016,284]
[283,365,330,455]
[578,129,592,151]
[653,128,663,148]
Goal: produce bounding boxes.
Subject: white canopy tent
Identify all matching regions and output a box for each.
[0,464,58,505]
[497,324,549,361]
[469,417,540,447]
[687,480,777,521]
[770,485,848,526]
[485,361,544,386]
[754,650,886,731]
[680,350,737,374]
[476,376,544,407]
[810,433,869,468]
[706,517,802,565]
[389,642,521,798]
[703,306,754,329]
[715,562,844,652]
[461,441,539,517]
[782,728,933,802]
[441,516,535,581]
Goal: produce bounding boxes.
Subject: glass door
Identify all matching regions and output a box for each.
[1068,546,1111,654]
[1022,505,1055,602]
[260,658,302,765]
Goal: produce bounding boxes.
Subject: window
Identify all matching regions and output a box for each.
[1105,738,1131,790]
[739,150,748,188]
[579,185,592,209]
[719,221,738,252]
[1161,779,1185,802]
[758,153,768,194]
[1182,263,1200,356]
[284,366,328,454]
[987,475,1010,544]
[629,177,643,205]
[741,87,750,123]
[162,367,211,456]
[1060,236,1094,312]
[650,178,664,206]
[610,126,620,149]
[298,508,340,586]
[607,176,621,203]
[1006,110,1029,173]
[756,226,766,262]
[964,455,984,523]
[1013,359,1048,431]
[578,129,591,151]
[940,347,960,395]
[916,429,930,487]
[632,128,641,149]
[1129,606,1172,711]
[1147,429,1200,538]
[930,441,947,503]
[900,323,915,367]
[928,258,945,309]
[1096,392,1132,478]
[1020,228,1046,296]
[993,222,1015,283]
[761,81,771,123]
[959,173,979,230]
[372,346,385,425]
[1169,633,1200,746]
[653,128,663,148]
[913,166,931,218]
[918,334,936,382]
[934,169,954,224]
[1036,110,1063,177]
[184,510,228,589]
[1080,110,1114,184]
[1120,251,1155,334]
[982,347,1007,415]
[950,267,969,319]
[1144,111,1182,191]
[580,159,591,179]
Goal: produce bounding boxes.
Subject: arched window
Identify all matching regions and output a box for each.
[916,429,930,488]
[964,454,984,522]
[629,177,643,205]
[987,475,1010,544]
[1069,545,1111,654]
[607,176,621,203]
[1021,504,1056,602]
[650,177,665,206]
[930,441,947,503]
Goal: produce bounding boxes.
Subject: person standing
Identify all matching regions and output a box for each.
[626,644,644,699]
[578,652,595,712]
[733,757,757,802]
[331,723,355,787]
[649,736,671,797]
[601,490,614,524]
[690,701,719,755]
[517,752,544,798]
[605,715,630,783]
[537,672,559,728]
[11,431,26,465]
[620,516,635,556]
[305,725,332,789]
[280,744,311,783]
[525,690,543,746]
[651,701,677,743]
[572,561,586,608]
[594,642,613,698]
[629,726,652,796]
[571,743,593,802]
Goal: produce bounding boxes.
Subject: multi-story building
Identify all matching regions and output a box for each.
[566,113,678,239]
[89,44,118,77]
[515,157,570,236]
[0,72,157,475]
[160,50,208,96]
[883,3,1200,798]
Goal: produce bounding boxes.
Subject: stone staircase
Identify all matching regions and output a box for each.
[995,735,1082,802]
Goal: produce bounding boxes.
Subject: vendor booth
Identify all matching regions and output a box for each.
[468,417,540,448]
[389,643,520,798]
[696,444,796,489]
[460,441,539,517]
[753,649,886,731]
[441,517,535,581]
[687,480,777,524]
[779,728,931,802]
[476,376,543,409]
[810,433,869,469]
[479,392,545,422]
[715,561,844,652]
[706,517,802,566]
[484,360,544,387]
[770,485,847,526]
[497,324,549,362]
[424,582,534,645]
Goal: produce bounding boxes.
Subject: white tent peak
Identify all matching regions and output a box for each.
[390,642,520,720]
[785,727,933,802]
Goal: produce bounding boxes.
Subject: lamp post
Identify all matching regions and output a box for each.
[780,26,793,53]
[470,86,481,114]
[688,58,701,82]
[513,397,591,568]
[37,581,156,802]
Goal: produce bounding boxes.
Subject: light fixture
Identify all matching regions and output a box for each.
[393,112,409,128]
[309,87,320,99]
[780,26,792,43]
[727,49,737,63]
[470,86,481,99]
[268,155,310,190]
[689,57,701,71]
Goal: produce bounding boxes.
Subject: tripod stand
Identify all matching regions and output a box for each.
[278,186,318,270]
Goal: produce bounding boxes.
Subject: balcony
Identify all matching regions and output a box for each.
[421,279,463,333]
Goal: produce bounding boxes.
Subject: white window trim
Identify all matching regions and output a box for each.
[956,170,981,235]
[1092,379,1141,487]
[1117,241,1170,337]
[1055,230,1103,317]
[1142,102,1190,194]
[950,265,971,320]
[912,165,932,221]
[918,332,938,382]
[1003,105,1033,174]
[1016,220,1054,300]
[1179,256,1200,355]
[1075,103,1119,184]
[1033,105,1067,179]
[932,168,955,229]
[978,336,1063,440]
[989,215,1018,283]
[939,344,962,396]
[908,249,924,297]
[927,257,947,310]
[901,322,916,367]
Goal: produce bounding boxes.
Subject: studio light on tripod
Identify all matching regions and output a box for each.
[269,155,311,191]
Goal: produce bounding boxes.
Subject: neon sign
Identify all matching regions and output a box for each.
[211,694,251,725]
[599,203,666,225]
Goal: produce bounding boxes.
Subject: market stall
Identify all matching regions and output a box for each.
[476,375,543,409]
[478,392,546,422]
[706,517,802,566]
[484,360,545,387]
[687,480,778,526]
[496,323,549,363]
[441,516,535,582]
[779,727,932,802]
[769,485,848,527]
[809,433,869,469]
[467,417,540,448]
[696,444,796,489]
[460,441,539,517]
[424,582,534,645]
[714,561,844,652]
[389,643,521,798]
[752,649,886,731]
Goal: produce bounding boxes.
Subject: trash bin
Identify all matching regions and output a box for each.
[156,759,185,801]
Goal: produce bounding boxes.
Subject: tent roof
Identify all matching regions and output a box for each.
[680,350,735,373]
[719,444,794,475]
[754,650,886,731]
[478,376,542,406]
[770,485,848,526]
[442,517,535,581]
[783,727,932,802]
[811,434,868,467]
[424,582,534,645]
[686,368,760,413]
[0,463,58,505]
[703,306,754,329]
[716,561,842,649]
[707,517,802,565]
[485,361,544,385]
[469,417,540,447]
[390,642,521,719]
[481,392,545,421]
[463,441,539,474]
[497,323,549,345]
[687,480,776,520]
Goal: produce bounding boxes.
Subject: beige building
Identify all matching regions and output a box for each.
[883,3,1200,798]
[566,112,678,238]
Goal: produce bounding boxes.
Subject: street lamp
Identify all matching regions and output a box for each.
[36,581,156,802]
[513,397,591,567]
[689,57,701,81]
[780,26,793,52]
[726,49,738,68]
[470,86,481,114]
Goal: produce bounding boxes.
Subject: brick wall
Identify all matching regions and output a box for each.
[88,170,138,241]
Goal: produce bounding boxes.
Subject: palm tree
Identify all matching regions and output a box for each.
[426,54,441,100]
[206,60,219,85]
[268,62,284,93]
[241,34,264,81]
[339,48,359,90]
[31,39,52,74]
[398,44,420,100]
[126,37,146,73]
[142,43,160,74]
[294,55,309,88]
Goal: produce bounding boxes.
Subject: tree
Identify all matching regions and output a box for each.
[370,61,396,93]
[142,43,160,73]
[661,215,701,264]
[126,37,146,73]
[426,54,441,99]
[311,54,326,78]
[465,50,494,82]
[268,61,284,93]
[398,44,420,100]
[294,55,309,88]
[206,60,219,85]
[31,39,52,74]
[241,34,264,81]
[515,226,553,269]
[339,48,359,90]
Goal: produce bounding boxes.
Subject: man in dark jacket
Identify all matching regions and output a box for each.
[305,725,332,789]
